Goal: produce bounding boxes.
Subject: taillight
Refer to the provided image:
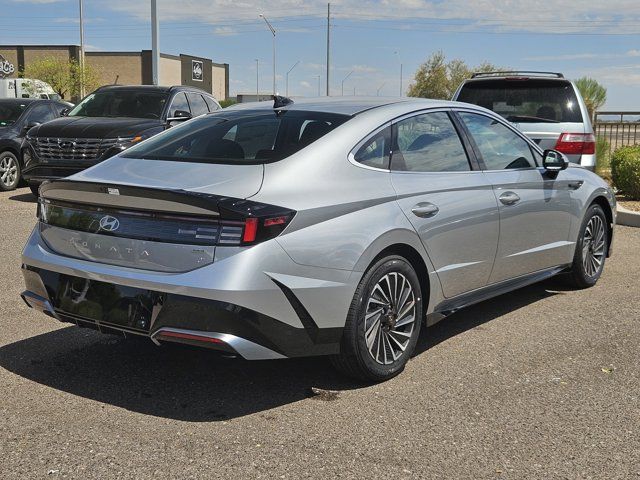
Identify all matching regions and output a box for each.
[554,133,595,155]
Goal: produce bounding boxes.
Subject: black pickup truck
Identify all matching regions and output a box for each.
[22,84,220,195]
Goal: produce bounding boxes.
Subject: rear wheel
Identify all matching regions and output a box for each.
[0,151,20,191]
[566,204,608,288]
[331,255,422,382]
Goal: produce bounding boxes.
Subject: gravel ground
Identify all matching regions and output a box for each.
[1,187,639,479]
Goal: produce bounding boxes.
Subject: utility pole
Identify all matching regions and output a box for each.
[255,59,259,99]
[400,63,403,96]
[377,82,385,96]
[151,0,159,86]
[78,0,85,98]
[286,60,299,97]
[326,3,330,96]
[341,70,353,96]
[316,75,321,96]
[259,14,276,94]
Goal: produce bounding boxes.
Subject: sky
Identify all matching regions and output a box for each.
[2,0,640,108]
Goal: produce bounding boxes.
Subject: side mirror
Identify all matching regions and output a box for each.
[60,108,70,117]
[23,122,41,134]
[166,110,192,122]
[542,149,569,172]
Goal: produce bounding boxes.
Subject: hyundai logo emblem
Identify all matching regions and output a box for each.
[99,215,120,232]
[58,140,76,149]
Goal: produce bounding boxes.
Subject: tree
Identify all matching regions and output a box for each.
[22,56,101,100]
[407,51,501,100]
[574,77,607,122]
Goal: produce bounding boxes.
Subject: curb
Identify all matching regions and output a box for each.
[617,204,640,228]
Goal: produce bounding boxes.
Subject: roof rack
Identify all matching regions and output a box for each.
[471,71,564,79]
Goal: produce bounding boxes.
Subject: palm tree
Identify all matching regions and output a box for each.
[575,77,607,123]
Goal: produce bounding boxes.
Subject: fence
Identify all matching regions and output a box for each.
[594,111,640,158]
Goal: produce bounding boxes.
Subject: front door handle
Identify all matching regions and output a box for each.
[411,202,439,218]
[499,191,520,206]
[568,181,584,190]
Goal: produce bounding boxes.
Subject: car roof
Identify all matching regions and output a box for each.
[226,97,457,116]
[95,85,210,94]
[0,98,46,105]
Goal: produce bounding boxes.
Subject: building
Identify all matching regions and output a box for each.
[0,45,229,101]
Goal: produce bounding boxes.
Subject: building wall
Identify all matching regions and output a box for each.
[159,55,181,86]
[212,63,228,101]
[85,52,143,86]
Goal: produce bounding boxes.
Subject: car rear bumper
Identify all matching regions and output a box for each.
[21,225,356,359]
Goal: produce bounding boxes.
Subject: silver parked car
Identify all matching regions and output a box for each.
[453,71,597,171]
[21,97,615,381]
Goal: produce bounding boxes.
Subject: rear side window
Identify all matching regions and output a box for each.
[459,112,535,170]
[204,96,220,111]
[392,112,470,172]
[457,79,583,123]
[353,126,391,169]
[122,110,349,164]
[187,93,208,117]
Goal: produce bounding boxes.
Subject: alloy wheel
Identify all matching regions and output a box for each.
[0,154,18,188]
[582,214,606,278]
[364,272,416,365]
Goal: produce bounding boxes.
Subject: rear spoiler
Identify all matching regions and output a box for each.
[38,179,289,220]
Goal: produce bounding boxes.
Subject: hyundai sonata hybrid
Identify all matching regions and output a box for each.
[21,97,615,381]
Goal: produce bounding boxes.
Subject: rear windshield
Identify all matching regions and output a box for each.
[457,79,583,123]
[121,110,350,164]
[68,90,168,119]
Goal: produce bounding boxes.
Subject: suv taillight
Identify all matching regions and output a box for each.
[554,133,595,155]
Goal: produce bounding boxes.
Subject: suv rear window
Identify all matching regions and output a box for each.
[121,110,350,164]
[457,79,583,123]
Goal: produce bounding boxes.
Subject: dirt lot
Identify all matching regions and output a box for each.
[1,187,639,479]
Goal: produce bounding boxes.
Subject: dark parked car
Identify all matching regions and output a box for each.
[22,85,220,195]
[0,98,70,191]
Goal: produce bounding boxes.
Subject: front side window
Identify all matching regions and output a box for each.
[353,126,391,169]
[25,103,56,124]
[459,112,535,170]
[169,92,190,118]
[392,112,470,172]
[121,110,349,164]
[68,90,168,119]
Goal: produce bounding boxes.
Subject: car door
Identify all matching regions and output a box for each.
[456,110,575,284]
[390,110,500,298]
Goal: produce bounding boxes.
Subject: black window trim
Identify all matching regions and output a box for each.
[452,108,543,171]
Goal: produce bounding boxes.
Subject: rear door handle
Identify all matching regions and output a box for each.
[411,202,439,218]
[499,191,520,206]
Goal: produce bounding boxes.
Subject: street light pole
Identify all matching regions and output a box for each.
[394,50,403,96]
[286,60,300,97]
[316,75,321,96]
[377,82,385,96]
[259,14,276,94]
[78,0,85,98]
[151,0,159,86]
[255,59,259,99]
[341,70,353,96]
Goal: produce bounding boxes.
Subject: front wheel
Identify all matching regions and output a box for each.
[331,255,423,382]
[0,151,20,191]
[566,204,609,288]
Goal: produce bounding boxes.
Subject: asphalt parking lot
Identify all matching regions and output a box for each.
[0,187,638,479]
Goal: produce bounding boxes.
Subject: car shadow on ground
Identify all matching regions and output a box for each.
[0,278,568,422]
[8,191,36,203]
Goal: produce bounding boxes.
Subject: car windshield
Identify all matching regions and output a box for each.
[121,109,351,164]
[68,90,167,119]
[457,79,583,123]
[0,102,27,127]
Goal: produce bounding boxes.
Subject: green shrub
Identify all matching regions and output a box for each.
[596,136,611,181]
[219,99,237,108]
[610,145,640,200]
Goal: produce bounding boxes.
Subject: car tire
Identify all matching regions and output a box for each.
[565,204,608,289]
[330,255,422,382]
[0,151,21,192]
[29,185,39,197]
